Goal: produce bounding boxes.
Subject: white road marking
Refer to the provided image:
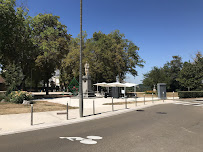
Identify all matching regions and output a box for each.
[59,137,84,141]
[87,136,103,140]
[193,104,203,107]
[182,104,192,105]
[174,102,190,104]
[80,139,97,145]
[173,102,203,107]
[181,127,196,134]
[59,136,103,145]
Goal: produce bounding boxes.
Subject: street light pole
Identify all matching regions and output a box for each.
[79,0,83,117]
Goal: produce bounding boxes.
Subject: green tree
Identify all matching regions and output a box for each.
[143,66,167,89]
[31,13,71,95]
[15,7,36,90]
[143,56,183,91]
[1,64,24,95]
[177,52,203,91]
[0,0,16,65]
[163,56,183,91]
[61,30,144,85]
[60,31,87,87]
[194,52,203,90]
[0,0,36,90]
[177,62,196,91]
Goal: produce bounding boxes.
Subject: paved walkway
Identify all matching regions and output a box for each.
[0,97,178,136]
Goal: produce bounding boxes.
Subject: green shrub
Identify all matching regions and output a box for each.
[4,96,11,102]
[0,93,9,102]
[178,91,203,98]
[8,91,33,104]
[145,91,156,94]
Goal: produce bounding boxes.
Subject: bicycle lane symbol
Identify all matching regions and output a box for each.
[59,136,103,145]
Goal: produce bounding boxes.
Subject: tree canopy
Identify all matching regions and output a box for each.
[143,53,202,91]
[60,30,144,86]
[177,52,203,91]
[1,0,145,94]
[31,13,71,94]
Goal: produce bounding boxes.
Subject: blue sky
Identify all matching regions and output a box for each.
[22,0,203,84]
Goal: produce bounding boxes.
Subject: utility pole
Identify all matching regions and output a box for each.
[79,0,83,117]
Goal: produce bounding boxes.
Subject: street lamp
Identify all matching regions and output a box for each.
[79,0,83,117]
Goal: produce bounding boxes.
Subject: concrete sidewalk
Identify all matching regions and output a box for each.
[0,97,178,136]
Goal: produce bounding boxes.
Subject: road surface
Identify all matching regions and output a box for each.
[0,101,203,152]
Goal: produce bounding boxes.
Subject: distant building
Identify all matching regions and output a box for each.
[48,70,60,91]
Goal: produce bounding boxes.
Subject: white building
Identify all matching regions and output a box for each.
[49,70,60,88]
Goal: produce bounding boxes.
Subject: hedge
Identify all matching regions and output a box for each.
[178,91,203,98]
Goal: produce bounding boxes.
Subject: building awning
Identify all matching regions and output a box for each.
[94,82,138,88]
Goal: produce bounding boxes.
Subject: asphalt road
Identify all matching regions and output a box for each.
[0,102,203,152]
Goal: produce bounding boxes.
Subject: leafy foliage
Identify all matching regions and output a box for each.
[0,0,36,91]
[2,64,24,95]
[177,52,203,91]
[8,91,33,103]
[143,53,202,91]
[0,0,17,64]
[61,30,144,85]
[143,56,183,91]
[178,91,203,98]
[31,13,71,94]
[145,91,156,94]
[143,66,167,89]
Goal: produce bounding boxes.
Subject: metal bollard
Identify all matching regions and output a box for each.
[173,91,174,101]
[125,96,127,109]
[31,104,33,126]
[67,103,69,120]
[163,92,164,102]
[112,97,114,111]
[144,94,145,105]
[135,94,137,107]
[93,100,95,115]
[152,93,154,103]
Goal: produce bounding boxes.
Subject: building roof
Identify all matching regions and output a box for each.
[0,76,5,83]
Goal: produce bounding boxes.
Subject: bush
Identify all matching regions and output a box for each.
[178,91,203,98]
[0,93,9,102]
[8,91,33,104]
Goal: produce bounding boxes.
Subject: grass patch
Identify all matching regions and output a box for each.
[0,101,78,115]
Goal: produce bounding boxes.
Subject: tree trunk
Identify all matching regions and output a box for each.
[20,76,27,91]
[34,81,38,92]
[46,80,49,95]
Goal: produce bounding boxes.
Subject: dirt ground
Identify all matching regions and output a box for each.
[0,101,78,115]
[135,92,178,97]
